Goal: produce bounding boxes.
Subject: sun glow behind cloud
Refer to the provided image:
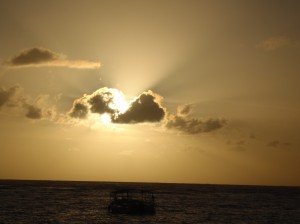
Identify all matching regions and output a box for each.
[100,113,112,125]
[68,87,167,124]
[106,88,129,114]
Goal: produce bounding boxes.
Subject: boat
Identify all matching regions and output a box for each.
[108,189,156,215]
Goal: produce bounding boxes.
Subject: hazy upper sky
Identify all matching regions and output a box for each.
[1,0,300,186]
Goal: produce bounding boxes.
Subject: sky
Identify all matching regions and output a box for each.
[0,0,300,186]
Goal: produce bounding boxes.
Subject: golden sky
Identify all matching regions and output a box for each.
[0,0,300,186]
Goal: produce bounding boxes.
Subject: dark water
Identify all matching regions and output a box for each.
[0,180,299,224]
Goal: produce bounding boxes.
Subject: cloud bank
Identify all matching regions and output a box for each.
[68,87,226,134]
[3,47,100,69]
[1,85,226,134]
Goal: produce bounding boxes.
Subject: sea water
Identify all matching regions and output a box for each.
[0,180,299,223]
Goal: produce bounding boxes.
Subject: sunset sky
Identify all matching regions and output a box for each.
[1,0,300,186]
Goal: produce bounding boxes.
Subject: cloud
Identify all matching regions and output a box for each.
[1,85,226,134]
[9,47,60,65]
[25,105,42,119]
[68,87,119,119]
[1,85,226,133]
[164,104,226,134]
[113,90,166,123]
[257,36,290,51]
[267,140,291,148]
[177,104,192,116]
[69,100,89,119]
[0,85,22,108]
[22,95,56,120]
[0,85,56,120]
[3,47,100,69]
[68,88,226,132]
[89,92,115,115]
[68,88,166,124]
[165,115,226,134]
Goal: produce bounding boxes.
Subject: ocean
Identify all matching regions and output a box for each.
[0,180,299,223]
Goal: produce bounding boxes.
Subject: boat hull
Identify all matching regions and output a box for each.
[108,199,155,215]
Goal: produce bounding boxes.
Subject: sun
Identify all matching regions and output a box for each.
[98,89,129,125]
[108,89,129,114]
[83,88,130,127]
[100,113,112,125]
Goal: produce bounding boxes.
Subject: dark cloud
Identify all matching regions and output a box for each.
[69,100,89,119]
[4,47,100,69]
[25,105,42,119]
[9,47,60,66]
[1,85,225,129]
[69,89,166,124]
[88,92,115,114]
[165,103,226,134]
[166,115,226,134]
[113,91,165,123]
[24,103,56,120]
[68,87,226,132]
[0,85,21,108]
[68,88,118,119]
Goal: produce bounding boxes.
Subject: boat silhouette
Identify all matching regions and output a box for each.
[108,189,156,215]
